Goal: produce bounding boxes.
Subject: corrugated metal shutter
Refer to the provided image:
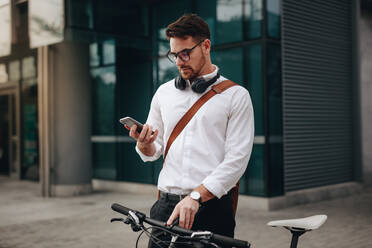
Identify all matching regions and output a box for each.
[282,0,354,192]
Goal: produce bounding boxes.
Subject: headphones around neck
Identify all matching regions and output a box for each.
[175,73,220,93]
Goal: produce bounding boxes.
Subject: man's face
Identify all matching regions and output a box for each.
[169,36,206,81]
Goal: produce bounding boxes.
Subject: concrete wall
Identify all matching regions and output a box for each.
[51,41,92,195]
[360,11,372,185]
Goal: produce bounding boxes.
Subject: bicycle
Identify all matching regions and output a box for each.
[111,203,327,248]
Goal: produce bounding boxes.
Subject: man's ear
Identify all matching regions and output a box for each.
[202,39,211,54]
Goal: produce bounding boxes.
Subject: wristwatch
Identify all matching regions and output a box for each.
[190,191,202,205]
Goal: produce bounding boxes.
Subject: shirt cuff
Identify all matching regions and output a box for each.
[202,177,228,199]
[135,143,162,162]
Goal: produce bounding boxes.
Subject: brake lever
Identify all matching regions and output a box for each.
[200,240,220,248]
[110,218,124,223]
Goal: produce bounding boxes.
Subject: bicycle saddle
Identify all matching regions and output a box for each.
[267,215,327,231]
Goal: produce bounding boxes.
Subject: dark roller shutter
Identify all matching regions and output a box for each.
[282,0,354,192]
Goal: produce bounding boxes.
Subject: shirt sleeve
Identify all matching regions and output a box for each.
[202,87,254,198]
[135,90,164,162]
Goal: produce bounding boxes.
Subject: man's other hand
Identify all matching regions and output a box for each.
[166,196,200,230]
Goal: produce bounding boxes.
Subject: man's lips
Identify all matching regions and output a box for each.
[180,67,192,72]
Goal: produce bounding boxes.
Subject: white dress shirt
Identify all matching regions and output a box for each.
[136,66,254,198]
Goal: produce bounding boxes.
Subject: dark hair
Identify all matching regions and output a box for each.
[166,13,210,41]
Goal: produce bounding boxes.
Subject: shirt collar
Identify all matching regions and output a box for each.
[186,65,219,87]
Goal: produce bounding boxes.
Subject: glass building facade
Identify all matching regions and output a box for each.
[1,0,360,199]
[65,0,282,197]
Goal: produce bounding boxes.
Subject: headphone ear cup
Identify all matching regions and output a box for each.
[175,75,186,90]
[191,78,208,93]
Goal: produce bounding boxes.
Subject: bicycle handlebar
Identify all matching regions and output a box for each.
[111,203,250,248]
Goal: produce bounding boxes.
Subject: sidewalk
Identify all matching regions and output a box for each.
[0,176,371,248]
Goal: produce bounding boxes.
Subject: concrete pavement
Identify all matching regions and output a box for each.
[0,176,372,248]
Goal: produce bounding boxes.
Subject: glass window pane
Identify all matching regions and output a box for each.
[153,1,192,42]
[216,0,243,44]
[21,79,38,180]
[245,0,262,39]
[268,43,281,136]
[118,143,153,184]
[211,47,243,84]
[115,47,152,122]
[9,61,20,81]
[103,40,116,65]
[197,0,243,45]
[153,1,192,89]
[29,0,64,48]
[158,41,169,57]
[94,1,149,37]
[91,66,116,135]
[0,1,11,57]
[92,143,116,180]
[89,43,100,67]
[247,144,265,196]
[246,44,263,135]
[156,57,178,90]
[67,0,94,29]
[22,57,36,79]
[195,0,217,45]
[267,0,281,39]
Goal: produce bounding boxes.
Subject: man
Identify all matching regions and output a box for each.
[129,13,254,247]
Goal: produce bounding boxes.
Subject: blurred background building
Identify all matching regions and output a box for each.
[0,0,371,209]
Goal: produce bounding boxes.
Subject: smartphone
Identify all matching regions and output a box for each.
[119,117,154,135]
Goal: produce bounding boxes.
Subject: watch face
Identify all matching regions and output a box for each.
[190,191,201,200]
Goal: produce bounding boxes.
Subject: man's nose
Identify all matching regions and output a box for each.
[176,56,185,66]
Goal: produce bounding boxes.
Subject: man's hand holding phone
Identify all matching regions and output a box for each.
[120,117,158,157]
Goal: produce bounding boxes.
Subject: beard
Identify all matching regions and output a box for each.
[178,54,206,82]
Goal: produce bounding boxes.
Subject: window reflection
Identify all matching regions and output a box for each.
[22,82,38,178]
[212,48,243,83]
[9,61,20,82]
[267,0,281,39]
[22,57,36,79]
[246,44,264,135]
[245,0,262,39]
[157,57,178,88]
[216,0,243,44]
[0,1,11,56]
[158,41,169,57]
[103,40,116,65]
[89,43,100,67]
[29,0,64,48]
[67,0,93,29]
[91,66,116,135]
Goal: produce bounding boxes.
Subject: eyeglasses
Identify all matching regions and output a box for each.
[167,40,204,64]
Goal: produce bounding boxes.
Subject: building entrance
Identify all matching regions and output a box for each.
[0,95,9,175]
[0,89,20,178]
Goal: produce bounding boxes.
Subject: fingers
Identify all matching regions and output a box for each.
[189,210,196,230]
[167,198,199,230]
[180,207,192,230]
[149,129,159,143]
[138,124,149,142]
[167,205,180,226]
[128,124,157,143]
[129,125,139,139]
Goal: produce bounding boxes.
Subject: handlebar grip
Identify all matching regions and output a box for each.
[111,203,131,216]
[212,233,250,248]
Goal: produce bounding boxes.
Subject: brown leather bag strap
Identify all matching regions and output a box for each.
[163,80,237,161]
